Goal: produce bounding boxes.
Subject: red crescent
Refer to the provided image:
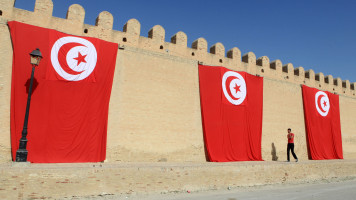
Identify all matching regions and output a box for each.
[58,42,85,75]
[317,94,326,112]
[226,76,240,101]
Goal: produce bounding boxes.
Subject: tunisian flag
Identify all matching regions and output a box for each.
[198,65,263,162]
[8,21,118,163]
[302,85,343,160]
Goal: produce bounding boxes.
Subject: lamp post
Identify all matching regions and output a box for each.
[15,48,42,162]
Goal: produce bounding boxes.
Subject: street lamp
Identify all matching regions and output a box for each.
[15,48,42,162]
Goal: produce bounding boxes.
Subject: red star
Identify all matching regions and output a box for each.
[233,83,241,93]
[73,52,87,66]
[323,101,327,107]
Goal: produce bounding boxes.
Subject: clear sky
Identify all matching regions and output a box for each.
[14,0,356,83]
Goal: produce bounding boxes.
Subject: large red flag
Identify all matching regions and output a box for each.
[198,65,263,162]
[302,85,343,160]
[8,21,118,163]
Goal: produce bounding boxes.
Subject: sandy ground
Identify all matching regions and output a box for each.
[65,177,356,200]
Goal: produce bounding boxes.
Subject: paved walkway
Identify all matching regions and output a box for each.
[1,160,355,199]
[111,178,356,200]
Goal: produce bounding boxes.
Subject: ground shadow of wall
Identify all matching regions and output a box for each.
[271,142,278,161]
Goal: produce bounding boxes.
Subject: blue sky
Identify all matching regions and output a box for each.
[14,0,356,83]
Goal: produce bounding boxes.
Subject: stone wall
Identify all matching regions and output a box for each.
[0,0,355,163]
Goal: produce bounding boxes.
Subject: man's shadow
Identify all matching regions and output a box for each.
[271,142,278,161]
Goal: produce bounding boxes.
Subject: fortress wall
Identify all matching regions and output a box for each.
[107,47,205,162]
[340,96,356,158]
[261,79,308,161]
[0,19,13,163]
[0,0,355,163]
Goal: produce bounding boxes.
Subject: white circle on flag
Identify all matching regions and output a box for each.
[315,91,330,117]
[222,71,246,105]
[51,36,97,81]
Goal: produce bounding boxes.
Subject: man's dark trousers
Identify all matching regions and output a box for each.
[287,143,298,161]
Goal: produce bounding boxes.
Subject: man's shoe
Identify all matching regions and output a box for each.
[296,159,298,162]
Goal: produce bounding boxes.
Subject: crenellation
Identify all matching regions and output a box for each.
[315,72,325,88]
[256,56,269,75]
[123,19,140,35]
[305,69,314,79]
[34,0,53,17]
[270,60,282,79]
[123,18,141,45]
[342,80,349,88]
[315,72,323,81]
[334,77,343,93]
[294,66,304,76]
[192,38,207,51]
[166,31,190,60]
[342,80,351,95]
[324,75,334,91]
[305,69,315,86]
[242,52,256,65]
[242,52,257,74]
[66,4,85,25]
[0,0,352,97]
[282,64,288,73]
[270,60,282,71]
[148,25,165,44]
[227,47,242,69]
[294,67,305,83]
[206,43,225,66]
[209,42,225,57]
[351,83,356,97]
[95,11,114,30]
[282,63,294,80]
[192,37,208,59]
[334,77,342,86]
[171,31,187,47]
[256,56,269,67]
[0,0,353,97]
[325,75,333,84]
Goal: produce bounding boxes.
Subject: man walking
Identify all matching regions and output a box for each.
[287,128,298,162]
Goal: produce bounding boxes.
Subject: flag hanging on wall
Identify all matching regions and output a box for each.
[8,21,118,163]
[302,85,343,160]
[198,65,263,162]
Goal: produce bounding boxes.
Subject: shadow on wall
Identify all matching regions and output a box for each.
[204,141,210,162]
[271,142,278,161]
[25,77,38,94]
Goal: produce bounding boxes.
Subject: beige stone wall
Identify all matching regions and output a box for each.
[262,79,308,161]
[107,47,205,162]
[340,96,356,158]
[0,18,13,163]
[0,0,355,163]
